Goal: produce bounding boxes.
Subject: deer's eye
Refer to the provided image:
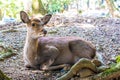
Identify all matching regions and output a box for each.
[32,23,35,26]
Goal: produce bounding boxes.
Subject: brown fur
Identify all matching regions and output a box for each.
[20,11,96,70]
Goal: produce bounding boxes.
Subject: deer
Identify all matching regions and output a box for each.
[20,11,96,71]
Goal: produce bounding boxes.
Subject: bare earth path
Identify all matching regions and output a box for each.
[0,15,120,80]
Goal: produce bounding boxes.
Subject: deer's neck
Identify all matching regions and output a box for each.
[24,33,38,55]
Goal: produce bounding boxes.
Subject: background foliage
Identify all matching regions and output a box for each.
[0,0,23,20]
[42,0,71,13]
[0,0,120,20]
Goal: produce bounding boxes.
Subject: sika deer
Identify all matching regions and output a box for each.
[20,11,96,70]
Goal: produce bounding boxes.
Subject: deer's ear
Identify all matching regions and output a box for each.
[20,11,30,23]
[41,14,52,25]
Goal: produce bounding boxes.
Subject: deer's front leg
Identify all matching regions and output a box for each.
[40,58,54,70]
[24,55,32,68]
[24,58,39,69]
[41,59,71,71]
[40,45,71,71]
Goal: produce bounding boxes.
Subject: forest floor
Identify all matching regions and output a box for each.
[0,13,120,80]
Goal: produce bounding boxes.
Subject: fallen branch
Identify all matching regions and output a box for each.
[0,52,16,61]
[0,44,16,61]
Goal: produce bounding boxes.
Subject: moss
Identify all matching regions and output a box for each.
[0,70,11,80]
[116,55,120,63]
[101,63,120,77]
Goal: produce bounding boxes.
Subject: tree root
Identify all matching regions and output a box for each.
[0,52,16,61]
[56,58,97,80]
[57,58,120,80]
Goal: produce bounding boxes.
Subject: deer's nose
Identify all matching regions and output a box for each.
[42,29,47,36]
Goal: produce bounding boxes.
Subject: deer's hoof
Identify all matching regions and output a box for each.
[63,64,71,70]
[25,64,32,68]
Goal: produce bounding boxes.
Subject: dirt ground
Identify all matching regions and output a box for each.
[0,14,120,80]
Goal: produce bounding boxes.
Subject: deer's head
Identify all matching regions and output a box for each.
[20,11,52,39]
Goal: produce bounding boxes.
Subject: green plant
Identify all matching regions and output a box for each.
[116,55,120,63]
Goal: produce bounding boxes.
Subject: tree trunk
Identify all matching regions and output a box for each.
[0,70,10,80]
[32,0,47,15]
[22,0,32,14]
[105,0,115,17]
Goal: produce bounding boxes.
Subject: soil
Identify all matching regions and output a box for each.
[0,14,120,80]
